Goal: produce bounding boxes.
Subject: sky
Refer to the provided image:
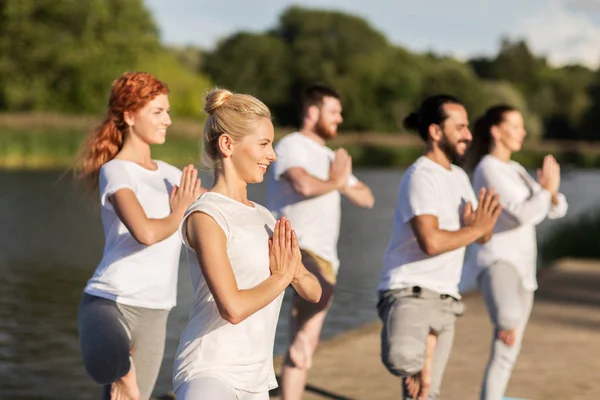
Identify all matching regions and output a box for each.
[144,0,600,68]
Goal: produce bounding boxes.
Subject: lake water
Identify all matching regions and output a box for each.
[1,167,599,399]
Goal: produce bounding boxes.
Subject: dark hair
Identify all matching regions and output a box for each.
[403,94,464,141]
[300,83,341,118]
[464,104,518,171]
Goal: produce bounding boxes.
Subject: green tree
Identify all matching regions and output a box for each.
[136,51,212,119]
[579,70,600,141]
[276,6,389,83]
[0,0,160,112]
[470,39,550,98]
[480,81,542,140]
[204,32,293,123]
[338,47,424,131]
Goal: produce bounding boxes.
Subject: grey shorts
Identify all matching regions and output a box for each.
[78,293,169,400]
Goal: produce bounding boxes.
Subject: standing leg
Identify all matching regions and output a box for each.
[479,261,533,400]
[118,304,169,400]
[280,250,336,400]
[422,298,462,400]
[404,333,437,400]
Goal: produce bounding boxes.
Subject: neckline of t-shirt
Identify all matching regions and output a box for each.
[483,154,515,167]
[111,158,161,173]
[203,191,258,211]
[292,132,329,149]
[419,156,455,174]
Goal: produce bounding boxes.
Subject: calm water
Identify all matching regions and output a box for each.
[1,167,599,399]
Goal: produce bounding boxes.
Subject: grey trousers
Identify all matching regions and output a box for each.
[478,261,534,400]
[378,287,465,400]
[78,293,169,400]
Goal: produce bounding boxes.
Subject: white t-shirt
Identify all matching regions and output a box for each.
[266,132,357,273]
[378,156,477,298]
[463,155,568,291]
[173,192,284,394]
[84,159,183,310]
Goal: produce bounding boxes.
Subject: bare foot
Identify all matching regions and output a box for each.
[498,328,517,347]
[405,334,436,400]
[289,331,312,369]
[110,359,140,400]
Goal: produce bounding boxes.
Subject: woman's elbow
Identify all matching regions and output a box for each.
[218,304,246,325]
[418,240,440,257]
[132,230,158,246]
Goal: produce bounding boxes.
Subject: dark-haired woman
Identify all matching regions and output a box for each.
[464,105,567,400]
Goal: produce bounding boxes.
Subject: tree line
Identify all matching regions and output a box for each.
[1,1,599,140]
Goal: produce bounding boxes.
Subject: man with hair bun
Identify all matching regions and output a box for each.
[377,94,502,400]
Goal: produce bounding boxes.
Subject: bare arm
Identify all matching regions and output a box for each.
[341,180,375,208]
[111,189,187,246]
[412,188,502,255]
[110,165,203,246]
[283,167,343,197]
[291,263,322,303]
[411,215,485,256]
[188,213,295,325]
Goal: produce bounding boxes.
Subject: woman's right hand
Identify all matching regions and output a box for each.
[537,155,560,195]
[269,216,300,283]
[170,164,203,215]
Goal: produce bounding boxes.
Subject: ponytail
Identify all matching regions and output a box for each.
[75,117,124,191]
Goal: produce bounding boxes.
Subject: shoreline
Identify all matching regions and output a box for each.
[2,112,600,170]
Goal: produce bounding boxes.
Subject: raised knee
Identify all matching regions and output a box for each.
[381,346,424,377]
[82,347,131,385]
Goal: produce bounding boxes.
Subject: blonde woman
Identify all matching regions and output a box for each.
[173,88,322,399]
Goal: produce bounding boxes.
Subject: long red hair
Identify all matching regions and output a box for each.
[76,72,169,191]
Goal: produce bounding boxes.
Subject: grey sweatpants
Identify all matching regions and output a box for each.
[378,287,465,400]
[478,261,534,400]
[78,293,169,400]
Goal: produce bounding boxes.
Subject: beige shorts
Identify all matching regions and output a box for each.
[300,248,337,285]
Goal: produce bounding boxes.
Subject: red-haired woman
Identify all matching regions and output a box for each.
[76,72,203,400]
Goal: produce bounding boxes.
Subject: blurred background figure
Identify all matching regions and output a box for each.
[267,83,374,399]
[377,95,501,400]
[462,105,568,400]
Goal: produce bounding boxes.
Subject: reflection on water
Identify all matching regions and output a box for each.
[0,168,598,399]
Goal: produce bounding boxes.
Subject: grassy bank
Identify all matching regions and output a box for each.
[2,113,600,169]
[539,209,600,266]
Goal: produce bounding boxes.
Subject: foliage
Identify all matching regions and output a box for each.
[2,3,600,140]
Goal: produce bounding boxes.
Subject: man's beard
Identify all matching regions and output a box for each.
[315,117,336,140]
[439,135,470,163]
